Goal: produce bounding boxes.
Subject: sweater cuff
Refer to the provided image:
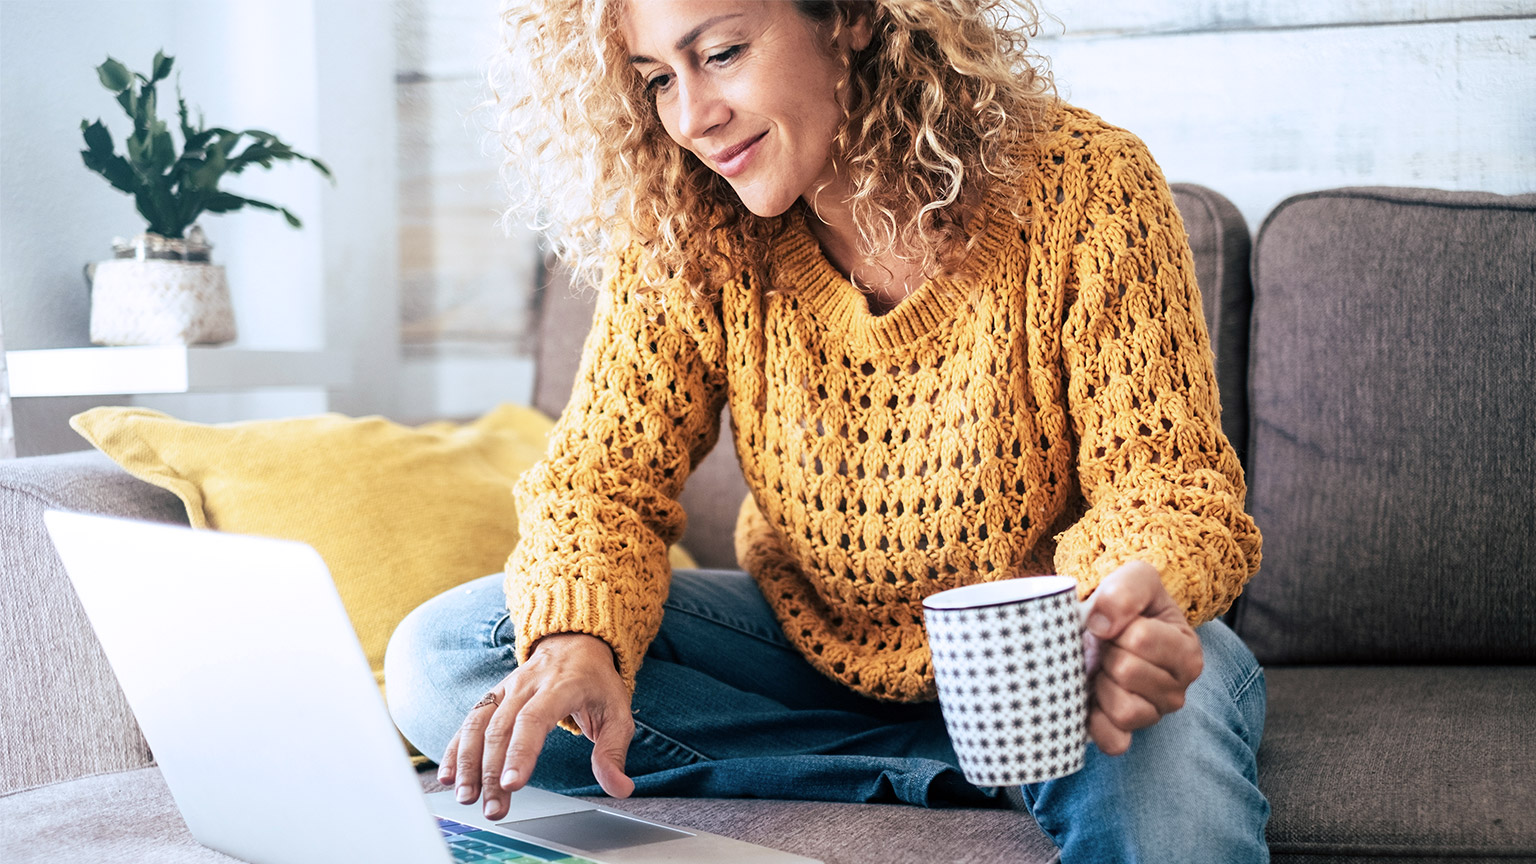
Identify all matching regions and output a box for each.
[1053,487,1259,624]
[503,567,644,695]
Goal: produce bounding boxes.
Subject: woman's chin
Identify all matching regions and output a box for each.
[730,186,799,219]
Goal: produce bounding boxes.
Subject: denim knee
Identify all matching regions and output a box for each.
[1017,619,1269,864]
[383,573,514,760]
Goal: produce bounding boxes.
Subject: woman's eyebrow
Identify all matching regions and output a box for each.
[629,13,744,64]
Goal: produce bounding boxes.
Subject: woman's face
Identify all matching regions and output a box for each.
[622,0,871,218]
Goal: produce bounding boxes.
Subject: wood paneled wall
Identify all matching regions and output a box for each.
[1034,1,1536,229]
[395,0,539,360]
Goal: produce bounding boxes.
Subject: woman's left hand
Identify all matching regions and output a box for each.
[1081,560,1204,755]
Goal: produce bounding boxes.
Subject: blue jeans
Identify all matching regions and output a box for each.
[386,569,1270,863]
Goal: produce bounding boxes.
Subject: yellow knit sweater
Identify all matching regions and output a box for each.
[506,105,1261,702]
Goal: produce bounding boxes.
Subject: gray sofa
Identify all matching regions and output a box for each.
[2,185,1532,864]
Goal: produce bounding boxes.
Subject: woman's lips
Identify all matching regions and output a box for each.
[712,132,767,179]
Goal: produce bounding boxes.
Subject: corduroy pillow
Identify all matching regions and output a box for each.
[69,404,696,692]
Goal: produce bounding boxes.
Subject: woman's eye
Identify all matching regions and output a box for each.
[707,45,743,65]
[645,73,674,94]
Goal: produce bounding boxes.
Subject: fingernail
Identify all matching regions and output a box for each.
[501,769,518,787]
[456,785,474,804]
[1087,614,1110,636]
[483,797,498,817]
[437,767,451,783]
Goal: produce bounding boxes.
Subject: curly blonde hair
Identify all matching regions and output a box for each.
[486,0,1057,303]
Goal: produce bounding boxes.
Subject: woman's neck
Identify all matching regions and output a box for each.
[803,183,928,313]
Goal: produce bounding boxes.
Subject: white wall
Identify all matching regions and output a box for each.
[0,0,398,455]
[1035,0,1536,230]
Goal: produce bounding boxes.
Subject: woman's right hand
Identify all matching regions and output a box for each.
[438,632,636,819]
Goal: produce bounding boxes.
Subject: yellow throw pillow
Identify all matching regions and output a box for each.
[70,404,699,694]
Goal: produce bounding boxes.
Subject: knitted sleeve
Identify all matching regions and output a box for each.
[1053,132,1261,624]
[504,248,728,692]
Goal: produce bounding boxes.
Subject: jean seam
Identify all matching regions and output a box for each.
[1229,663,1263,703]
[488,611,514,649]
[1017,782,1069,856]
[631,717,712,765]
[661,598,793,650]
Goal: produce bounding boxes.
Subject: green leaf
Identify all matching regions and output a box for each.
[125,132,146,169]
[141,182,184,236]
[234,196,278,213]
[125,130,153,177]
[304,154,334,182]
[181,128,215,156]
[80,120,141,196]
[227,141,273,174]
[97,58,132,92]
[177,85,198,142]
[217,194,301,227]
[204,191,248,213]
[177,188,210,229]
[150,128,176,175]
[188,144,228,189]
[224,129,334,183]
[115,88,139,123]
[139,84,157,132]
[80,118,112,155]
[133,187,177,236]
[151,50,174,84]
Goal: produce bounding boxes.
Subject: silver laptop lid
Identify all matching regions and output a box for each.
[44,510,450,864]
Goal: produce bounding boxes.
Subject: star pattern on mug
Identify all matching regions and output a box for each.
[926,589,1088,786]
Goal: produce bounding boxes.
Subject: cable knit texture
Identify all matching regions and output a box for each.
[506,105,1261,707]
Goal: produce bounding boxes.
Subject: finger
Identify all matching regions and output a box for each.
[583,710,636,799]
[454,690,504,804]
[1108,617,1203,686]
[1088,704,1132,755]
[499,701,561,794]
[1094,673,1161,734]
[480,692,529,820]
[438,732,461,785]
[1084,560,1163,639]
[1099,642,1186,715]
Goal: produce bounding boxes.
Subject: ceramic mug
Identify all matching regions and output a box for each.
[923,576,1089,787]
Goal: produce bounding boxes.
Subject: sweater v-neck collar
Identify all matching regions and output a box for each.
[767,185,1020,355]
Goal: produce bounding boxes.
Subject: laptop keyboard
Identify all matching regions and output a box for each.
[438,817,602,864]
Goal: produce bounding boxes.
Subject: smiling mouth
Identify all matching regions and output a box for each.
[711,132,767,177]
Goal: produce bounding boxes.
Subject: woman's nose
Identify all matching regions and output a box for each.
[675,76,728,140]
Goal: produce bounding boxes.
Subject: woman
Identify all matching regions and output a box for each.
[386,1,1269,860]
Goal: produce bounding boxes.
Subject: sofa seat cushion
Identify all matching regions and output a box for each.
[588,796,1056,864]
[1261,666,1536,861]
[1,766,1054,864]
[0,767,236,863]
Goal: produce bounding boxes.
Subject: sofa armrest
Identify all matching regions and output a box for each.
[0,450,188,795]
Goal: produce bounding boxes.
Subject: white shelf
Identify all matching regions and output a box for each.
[4,346,350,398]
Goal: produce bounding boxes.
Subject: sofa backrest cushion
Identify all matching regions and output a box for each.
[1170,183,1252,466]
[0,449,186,795]
[1234,187,1536,663]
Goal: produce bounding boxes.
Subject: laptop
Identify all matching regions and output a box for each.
[45,510,820,864]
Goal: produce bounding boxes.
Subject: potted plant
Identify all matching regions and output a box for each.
[80,50,332,346]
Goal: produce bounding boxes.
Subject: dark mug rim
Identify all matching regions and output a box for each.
[922,575,1078,613]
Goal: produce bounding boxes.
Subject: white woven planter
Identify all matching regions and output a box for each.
[88,259,237,346]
